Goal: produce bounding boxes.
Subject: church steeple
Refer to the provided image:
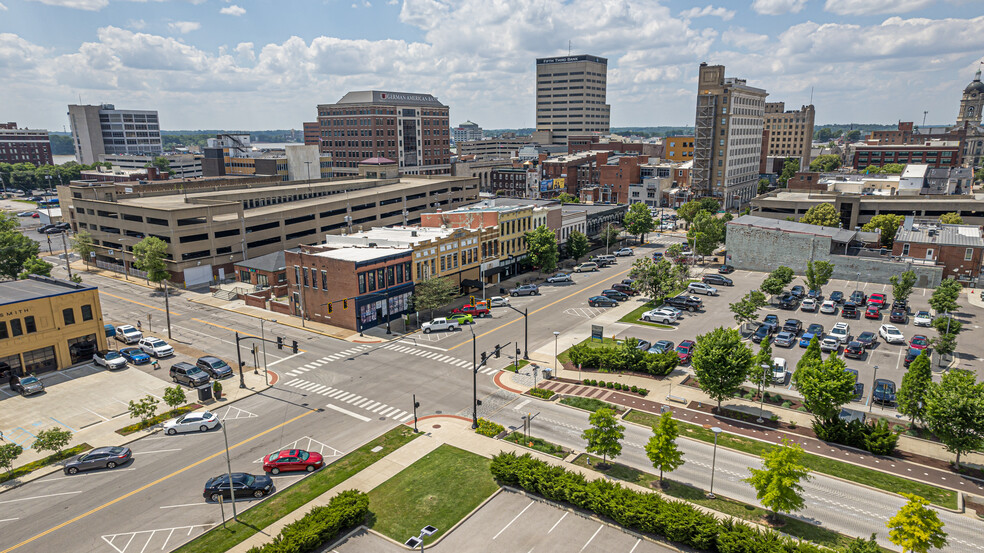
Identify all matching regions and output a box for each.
[957,62,984,125]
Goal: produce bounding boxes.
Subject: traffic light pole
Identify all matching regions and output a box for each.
[505,305,529,359]
[236,331,293,389]
[467,324,510,429]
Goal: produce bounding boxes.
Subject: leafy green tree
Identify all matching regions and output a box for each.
[623,203,655,243]
[665,243,684,259]
[796,335,823,372]
[644,412,684,484]
[809,154,842,172]
[759,276,785,298]
[163,386,187,410]
[150,156,172,176]
[675,200,702,224]
[698,198,720,213]
[555,192,579,204]
[412,276,459,319]
[602,224,620,248]
[938,212,963,224]
[127,395,160,424]
[886,493,948,553]
[876,163,906,174]
[18,256,53,279]
[865,418,899,456]
[792,352,855,421]
[524,224,558,273]
[897,351,932,425]
[844,534,883,553]
[132,236,170,285]
[581,407,624,465]
[803,260,834,294]
[862,214,905,248]
[890,270,917,303]
[31,428,73,456]
[743,438,811,522]
[757,178,770,195]
[629,257,676,305]
[799,203,840,227]
[565,230,589,262]
[924,370,984,468]
[729,290,767,331]
[0,212,42,280]
[688,211,726,256]
[691,327,754,410]
[71,230,95,269]
[931,315,962,363]
[846,129,862,141]
[771,266,794,287]
[928,278,961,315]
[778,157,799,186]
[753,340,773,396]
[0,443,23,474]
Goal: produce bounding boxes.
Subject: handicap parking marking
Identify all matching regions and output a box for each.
[563,307,604,319]
[219,406,258,421]
[253,435,344,463]
[102,524,214,553]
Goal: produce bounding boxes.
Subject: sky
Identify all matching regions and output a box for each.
[1,0,983,132]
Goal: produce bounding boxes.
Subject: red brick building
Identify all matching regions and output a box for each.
[568,135,660,157]
[853,143,961,169]
[786,172,823,192]
[303,122,320,147]
[893,221,984,283]
[0,122,53,166]
[597,155,647,203]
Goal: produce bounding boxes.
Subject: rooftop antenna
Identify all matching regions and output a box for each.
[809,86,814,105]
[568,40,571,56]
[922,111,928,126]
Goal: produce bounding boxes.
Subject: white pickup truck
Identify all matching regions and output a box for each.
[422,318,459,333]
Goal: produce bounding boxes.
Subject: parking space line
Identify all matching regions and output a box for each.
[546,511,567,534]
[579,524,603,552]
[48,417,77,432]
[0,491,82,505]
[132,449,182,455]
[81,407,110,422]
[0,518,19,524]
[628,538,642,553]
[493,500,534,540]
[159,502,207,509]
[44,468,137,482]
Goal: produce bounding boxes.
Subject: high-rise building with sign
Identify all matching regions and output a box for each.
[67,104,163,164]
[535,55,610,146]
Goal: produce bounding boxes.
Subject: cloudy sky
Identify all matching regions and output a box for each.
[2,0,983,131]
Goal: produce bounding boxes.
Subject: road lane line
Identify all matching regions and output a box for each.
[0,409,316,553]
[324,404,371,422]
[398,341,447,351]
[0,518,20,523]
[159,503,209,509]
[493,500,534,540]
[268,353,304,367]
[131,449,182,455]
[0,491,82,505]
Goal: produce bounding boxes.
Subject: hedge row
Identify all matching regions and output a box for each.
[567,339,678,377]
[246,490,369,553]
[529,388,555,399]
[475,418,505,438]
[490,452,826,553]
[812,417,898,456]
[582,379,649,396]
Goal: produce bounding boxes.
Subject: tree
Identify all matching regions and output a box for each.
[688,211,726,256]
[163,385,187,410]
[602,224,620,248]
[803,260,833,294]
[753,340,773,397]
[629,257,676,305]
[0,443,23,474]
[644,412,683,484]
[412,276,459,319]
[939,212,963,224]
[31,428,73,456]
[890,270,917,304]
[698,198,720,213]
[555,192,579,204]
[743,438,811,522]
[757,178,770,195]
[0,212,41,280]
[846,129,862,141]
[132,236,170,285]
[930,315,962,363]
[928,278,961,315]
[729,290,767,331]
[150,156,172,177]
[565,230,589,262]
[623,203,655,244]
[876,163,906,174]
[665,243,684,260]
[778,157,799,186]
[691,327,754,410]
[809,154,842,173]
[524,225,558,273]
[796,335,823,372]
[897,351,932,425]
[862,214,905,248]
[844,534,883,553]
[799,203,840,227]
[792,352,855,421]
[886,493,948,553]
[924,370,984,468]
[675,201,702,224]
[771,266,795,287]
[760,266,794,299]
[581,407,624,465]
[72,230,95,268]
[18,256,53,279]
[127,395,160,424]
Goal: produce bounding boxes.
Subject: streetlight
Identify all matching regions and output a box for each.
[260,318,275,386]
[404,525,438,551]
[553,331,560,374]
[504,304,529,359]
[869,365,878,413]
[468,324,479,429]
[707,426,723,499]
[220,422,239,521]
[756,361,768,423]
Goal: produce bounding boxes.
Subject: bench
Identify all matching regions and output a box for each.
[665,394,688,405]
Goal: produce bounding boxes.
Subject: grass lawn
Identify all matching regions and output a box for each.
[618,303,674,329]
[503,359,530,373]
[572,454,891,552]
[368,444,498,545]
[557,337,619,364]
[624,411,957,509]
[172,426,418,553]
[116,405,199,436]
[559,396,619,413]
[503,432,568,458]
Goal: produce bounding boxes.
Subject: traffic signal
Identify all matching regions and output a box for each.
[494,344,501,358]
[481,352,487,364]
[470,296,475,306]
[343,299,349,310]
[291,340,298,354]
[327,302,333,314]
[276,336,283,350]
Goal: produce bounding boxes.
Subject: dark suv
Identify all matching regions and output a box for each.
[601,289,629,302]
[778,293,798,310]
[197,356,233,379]
[841,302,859,318]
[664,295,702,312]
[170,362,210,387]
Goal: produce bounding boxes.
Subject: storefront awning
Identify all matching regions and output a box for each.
[460,279,484,289]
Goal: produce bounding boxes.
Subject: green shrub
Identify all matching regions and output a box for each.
[638,388,648,396]
[598,380,606,388]
[781,401,792,408]
[529,388,555,400]
[770,415,779,422]
[763,392,771,401]
[812,417,899,456]
[475,418,505,438]
[797,406,808,412]
[631,385,638,393]
[606,382,614,389]
[568,340,678,377]
[772,394,783,403]
[246,490,368,553]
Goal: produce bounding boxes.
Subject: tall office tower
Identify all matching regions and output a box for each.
[67,104,163,164]
[764,102,815,170]
[535,55,611,146]
[693,63,767,209]
[316,91,451,176]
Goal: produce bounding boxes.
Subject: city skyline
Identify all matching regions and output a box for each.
[2,0,983,131]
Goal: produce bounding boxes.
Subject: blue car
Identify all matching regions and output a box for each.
[800,324,824,347]
[120,346,151,364]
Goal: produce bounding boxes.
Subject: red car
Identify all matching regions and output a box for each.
[452,304,490,318]
[31,212,39,218]
[868,293,887,307]
[864,305,880,319]
[676,340,696,364]
[262,449,324,474]
[909,335,931,350]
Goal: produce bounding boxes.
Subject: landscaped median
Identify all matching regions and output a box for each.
[0,444,92,485]
[618,302,674,328]
[117,404,200,436]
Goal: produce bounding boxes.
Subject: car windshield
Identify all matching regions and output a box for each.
[187,367,204,375]
[859,332,875,339]
[808,324,823,333]
[104,351,122,359]
[917,311,930,317]
[150,340,166,347]
[675,345,689,354]
[202,411,212,419]
[886,328,901,335]
[912,336,929,345]
[22,377,39,384]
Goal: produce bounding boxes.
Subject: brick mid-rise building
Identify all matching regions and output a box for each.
[764,102,815,170]
[893,218,984,283]
[853,142,961,170]
[0,122,53,166]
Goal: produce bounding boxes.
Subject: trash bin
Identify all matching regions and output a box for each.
[196,384,213,402]
[542,368,553,380]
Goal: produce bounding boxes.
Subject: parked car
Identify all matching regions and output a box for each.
[262,449,325,474]
[891,299,909,312]
[614,247,634,257]
[203,472,273,501]
[687,282,718,296]
[889,307,908,324]
[752,324,772,343]
[807,289,823,301]
[904,347,930,367]
[663,295,702,312]
[197,356,233,379]
[611,282,636,295]
[820,336,841,352]
[850,290,867,305]
[546,273,572,283]
[819,300,837,314]
[601,289,629,301]
[856,331,877,349]
[778,293,798,310]
[588,295,618,307]
[844,341,865,359]
[647,340,675,354]
[631,338,652,351]
[864,305,881,320]
[9,374,44,396]
[93,350,127,370]
[872,379,897,405]
[718,264,735,274]
[573,262,599,273]
[422,318,459,333]
[878,324,906,344]
[829,322,851,344]
[139,337,174,358]
[641,308,678,324]
[115,324,143,344]
[452,304,490,318]
[800,298,818,312]
[16,211,35,217]
[488,296,509,307]
[119,346,151,364]
[701,274,733,286]
[909,334,931,350]
[829,291,844,304]
[760,314,780,334]
[509,284,540,297]
[790,285,806,298]
[868,293,887,307]
[800,323,824,347]
[676,340,696,363]
[164,411,219,435]
[169,362,210,387]
[774,331,796,348]
[63,446,132,475]
[772,358,789,384]
[841,302,859,319]
[782,319,803,334]
[913,311,933,326]
[844,368,863,400]
[449,313,474,325]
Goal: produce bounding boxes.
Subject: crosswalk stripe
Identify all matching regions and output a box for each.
[391,410,407,420]
[320,357,332,362]
[399,413,413,422]
[284,371,299,376]
[364,401,379,410]
[310,385,328,394]
[455,360,470,368]
[304,363,317,369]
[327,389,346,398]
[284,378,300,386]
[353,398,372,407]
[378,407,395,416]
[372,404,388,413]
[344,395,363,404]
[299,381,320,390]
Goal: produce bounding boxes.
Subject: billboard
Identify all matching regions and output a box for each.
[540,178,565,192]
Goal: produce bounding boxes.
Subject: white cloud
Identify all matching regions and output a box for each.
[679,5,735,21]
[0,2,8,10]
[25,0,108,9]
[824,0,936,16]
[127,19,147,30]
[168,21,201,34]
[388,0,399,4]
[220,4,245,15]
[722,27,769,50]
[751,0,808,15]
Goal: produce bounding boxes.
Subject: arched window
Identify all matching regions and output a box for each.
[969,106,976,117]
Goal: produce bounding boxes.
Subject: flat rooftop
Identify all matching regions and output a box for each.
[314,246,411,262]
[0,276,95,306]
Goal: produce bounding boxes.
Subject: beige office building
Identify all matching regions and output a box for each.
[535,55,611,146]
[68,104,163,165]
[764,102,815,170]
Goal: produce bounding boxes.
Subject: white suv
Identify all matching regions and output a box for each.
[139,337,174,358]
[828,322,851,344]
[687,282,718,296]
[614,248,634,257]
[641,308,678,324]
[422,318,458,333]
[115,325,143,344]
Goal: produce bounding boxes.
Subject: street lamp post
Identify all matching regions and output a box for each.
[553,331,560,374]
[869,365,879,413]
[260,318,275,386]
[469,324,478,429]
[707,426,723,499]
[855,272,861,294]
[505,305,529,359]
[221,422,239,521]
[756,363,768,423]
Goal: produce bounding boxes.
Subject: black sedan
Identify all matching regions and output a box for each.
[778,293,798,310]
[790,285,806,298]
[64,446,132,475]
[829,291,844,304]
[588,296,618,307]
[850,290,867,305]
[702,274,733,286]
[601,289,629,302]
[872,379,896,405]
[203,472,273,501]
[844,341,865,359]
[718,265,735,274]
[856,331,877,349]
[782,319,803,334]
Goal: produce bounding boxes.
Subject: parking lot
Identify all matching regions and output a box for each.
[613,267,983,413]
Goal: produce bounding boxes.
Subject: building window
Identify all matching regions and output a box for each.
[303,267,310,287]
[359,272,367,294]
[377,268,385,289]
[63,308,76,326]
[294,266,300,286]
[0,321,6,340]
[22,346,56,374]
[322,270,328,289]
[441,256,446,271]
[966,248,974,261]
[25,316,37,333]
[387,266,395,287]
[240,269,251,283]
[10,319,23,337]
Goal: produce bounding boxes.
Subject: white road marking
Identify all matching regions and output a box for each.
[0,518,20,523]
[159,502,208,509]
[372,403,388,413]
[579,524,604,552]
[344,395,363,404]
[493,500,535,539]
[131,449,182,455]
[547,512,567,534]
[0,490,82,505]
[325,403,371,422]
[82,407,111,421]
[378,407,396,416]
[364,401,380,410]
[628,538,642,553]
[44,468,137,482]
[399,341,448,351]
[513,399,532,411]
[267,352,303,367]
[399,413,413,422]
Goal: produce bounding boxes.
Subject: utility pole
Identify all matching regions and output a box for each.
[163,280,172,340]
[59,231,73,279]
